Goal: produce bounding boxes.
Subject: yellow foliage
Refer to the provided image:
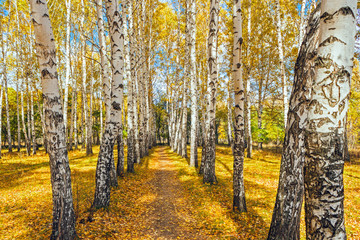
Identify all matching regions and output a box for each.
[0,145,359,239]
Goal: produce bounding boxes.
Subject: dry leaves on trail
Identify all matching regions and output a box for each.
[0,145,359,239]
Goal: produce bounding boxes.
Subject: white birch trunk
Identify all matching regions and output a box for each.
[299,0,307,50]
[21,80,31,155]
[203,0,219,184]
[15,0,21,152]
[4,64,12,152]
[80,0,88,151]
[29,0,76,238]
[189,0,198,167]
[96,0,111,147]
[64,0,71,136]
[69,85,76,151]
[227,90,233,151]
[181,2,189,159]
[275,0,289,129]
[304,1,356,238]
[74,81,78,150]
[267,6,321,239]
[86,51,94,155]
[30,84,36,154]
[232,0,246,212]
[126,0,135,173]
[93,0,125,208]
[245,0,252,158]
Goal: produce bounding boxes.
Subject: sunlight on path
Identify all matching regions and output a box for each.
[141,146,206,239]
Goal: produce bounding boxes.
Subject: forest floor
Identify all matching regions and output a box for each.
[0,145,359,239]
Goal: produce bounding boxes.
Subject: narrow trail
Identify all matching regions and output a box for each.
[142,146,205,239]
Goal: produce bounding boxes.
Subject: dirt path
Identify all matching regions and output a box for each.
[142,146,205,239]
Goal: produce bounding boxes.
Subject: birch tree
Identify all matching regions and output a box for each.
[29,0,76,238]
[80,0,88,152]
[268,5,320,239]
[127,0,136,173]
[14,0,21,152]
[245,0,252,158]
[93,0,124,208]
[64,0,71,138]
[2,11,12,153]
[95,0,111,144]
[275,0,288,129]
[304,0,356,238]
[181,1,189,159]
[232,0,246,213]
[189,0,198,167]
[299,0,307,49]
[203,0,219,184]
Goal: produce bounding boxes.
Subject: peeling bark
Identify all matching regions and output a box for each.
[304,1,356,238]
[267,5,320,240]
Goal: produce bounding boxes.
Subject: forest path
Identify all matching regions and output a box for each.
[141,146,205,239]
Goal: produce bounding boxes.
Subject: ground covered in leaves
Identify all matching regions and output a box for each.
[0,145,359,239]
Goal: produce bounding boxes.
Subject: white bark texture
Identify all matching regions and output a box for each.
[127,0,135,173]
[275,0,289,129]
[64,0,71,134]
[245,0,252,158]
[21,80,31,155]
[93,0,124,208]
[138,0,146,158]
[5,57,11,152]
[267,5,320,240]
[29,0,76,238]
[80,0,88,151]
[299,0,307,49]
[30,83,36,154]
[181,1,189,159]
[189,0,198,167]
[304,0,356,239]
[87,54,94,156]
[15,0,21,152]
[96,0,111,123]
[203,0,219,184]
[232,0,246,213]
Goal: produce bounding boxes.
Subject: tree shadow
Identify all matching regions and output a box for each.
[166,146,274,239]
[0,161,50,189]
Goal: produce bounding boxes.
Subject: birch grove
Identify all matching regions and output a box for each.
[0,0,359,238]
